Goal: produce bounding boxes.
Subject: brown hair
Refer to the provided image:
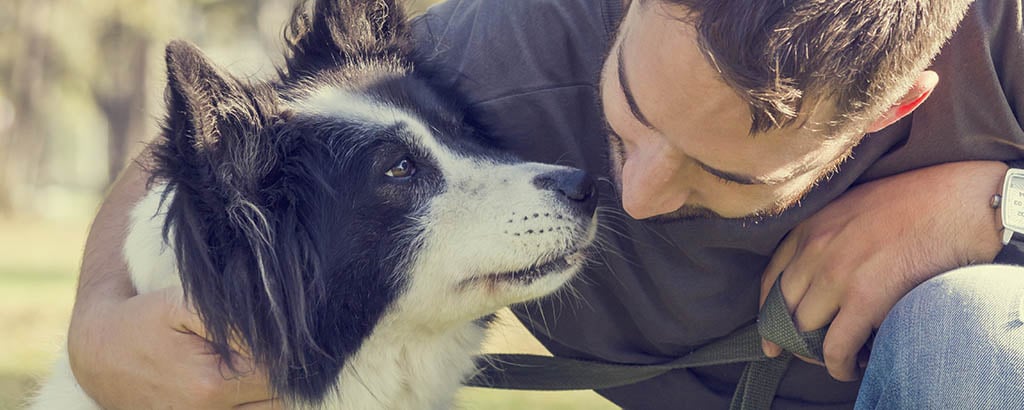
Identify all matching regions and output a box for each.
[652,0,974,133]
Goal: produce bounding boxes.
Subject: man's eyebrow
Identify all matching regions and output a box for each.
[694,159,790,186]
[617,39,657,130]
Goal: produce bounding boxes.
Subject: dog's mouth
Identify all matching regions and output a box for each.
[465,248,586,287]
[493,249,584,283]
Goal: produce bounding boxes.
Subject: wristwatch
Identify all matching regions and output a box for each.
[993,164,1024,264]
[1001,168,1024,245]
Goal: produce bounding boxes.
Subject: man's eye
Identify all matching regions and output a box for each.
[713,174,737,185]
[385,158,416,178]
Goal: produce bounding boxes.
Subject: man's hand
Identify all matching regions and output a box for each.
[68,287,280,410]
[66,160,279,409]
[759,161,1007,382]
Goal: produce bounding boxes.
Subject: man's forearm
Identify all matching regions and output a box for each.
[75,161,149,303]
[67,158,150,379]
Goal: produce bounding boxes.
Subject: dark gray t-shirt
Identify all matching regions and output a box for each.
[411,0,1024,408]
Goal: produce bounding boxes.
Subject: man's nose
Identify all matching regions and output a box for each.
[619,152,689,220]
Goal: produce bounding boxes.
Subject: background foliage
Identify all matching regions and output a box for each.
[0,0,616,408]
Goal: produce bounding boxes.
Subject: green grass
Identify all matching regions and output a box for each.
[0,217,84,410]
[0,215,616,409]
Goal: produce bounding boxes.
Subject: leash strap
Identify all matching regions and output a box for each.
[466,277,828,410]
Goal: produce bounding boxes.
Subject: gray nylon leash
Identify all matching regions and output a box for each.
[466,277,828,410]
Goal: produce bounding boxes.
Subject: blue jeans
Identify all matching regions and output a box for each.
[855,265,1024,409]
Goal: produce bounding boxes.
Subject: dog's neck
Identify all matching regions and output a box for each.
[325,318,487,410]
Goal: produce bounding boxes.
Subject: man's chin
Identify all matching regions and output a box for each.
[641,205,725,223]
[638,201,798,224]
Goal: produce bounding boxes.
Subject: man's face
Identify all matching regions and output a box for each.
[600,1,861,221]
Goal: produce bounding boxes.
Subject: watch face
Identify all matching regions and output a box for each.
[1003,170,1024,231]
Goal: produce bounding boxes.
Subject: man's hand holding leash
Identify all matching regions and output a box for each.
[760,160,1007,381]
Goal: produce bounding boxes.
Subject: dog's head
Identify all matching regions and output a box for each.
[151,0,598,403]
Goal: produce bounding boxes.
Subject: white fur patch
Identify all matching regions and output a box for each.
[291,86,436,146]
[124,184,179,293]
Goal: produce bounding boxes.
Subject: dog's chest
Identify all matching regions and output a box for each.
[124,187,182,293]
[326,321,487,409]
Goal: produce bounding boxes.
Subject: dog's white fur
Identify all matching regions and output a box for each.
[31,89,596,410]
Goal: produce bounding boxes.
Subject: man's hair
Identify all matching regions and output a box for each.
[653,0,974,133]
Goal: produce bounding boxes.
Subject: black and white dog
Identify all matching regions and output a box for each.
[32,0,597,408]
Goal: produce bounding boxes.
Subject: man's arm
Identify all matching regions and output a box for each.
[71,157,147,325]
[759,160,1007,381]
[66,156,278,409]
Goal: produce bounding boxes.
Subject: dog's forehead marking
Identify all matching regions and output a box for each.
[291,87,505,187]
[292,87,449,154]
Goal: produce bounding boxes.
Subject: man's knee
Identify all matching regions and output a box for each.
[859,264,1024,409]
[883,264,1024,343]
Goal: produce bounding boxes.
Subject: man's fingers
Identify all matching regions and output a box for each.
[160,288,253,356]
[760,233,801,358]
[211,351,276,405]
[235,399,285,410]
[162,288,275,406]
[156,287,209,337]
[762,339,783,358]
[222,378,277,409]
[790,280,840,333]
[760,231,800,307]
[822,309,874,382]
[792,353,824,367]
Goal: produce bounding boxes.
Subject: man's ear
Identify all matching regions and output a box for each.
[865,70,940,133]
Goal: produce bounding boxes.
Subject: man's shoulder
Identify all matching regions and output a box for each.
[859,0,1024,180]
[411,0,617,104]
[412,0,612,45]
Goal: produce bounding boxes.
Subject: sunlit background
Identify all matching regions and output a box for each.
[0,0,616,408]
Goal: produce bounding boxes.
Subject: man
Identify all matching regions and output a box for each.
[67,0,1024,408]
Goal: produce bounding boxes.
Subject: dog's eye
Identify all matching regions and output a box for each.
[385,158,416,179]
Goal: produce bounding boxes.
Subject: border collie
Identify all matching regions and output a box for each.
[31,0,598,408]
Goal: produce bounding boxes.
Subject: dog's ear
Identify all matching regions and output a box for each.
[283,0,411,76]
[158,40,280,195]
[157,41,317,401]
[164,40,258,158]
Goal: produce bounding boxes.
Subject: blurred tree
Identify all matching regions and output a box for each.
[1,0,54,214]
[95,15,151,185]
[0,0,443,216]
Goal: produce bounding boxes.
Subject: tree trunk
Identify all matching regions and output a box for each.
[93,16,150,187]
[0,0,53,215]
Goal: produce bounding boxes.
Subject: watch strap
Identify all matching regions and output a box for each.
[995,234,1024,263]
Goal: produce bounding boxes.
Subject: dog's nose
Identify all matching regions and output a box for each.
[532,169,598,215]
